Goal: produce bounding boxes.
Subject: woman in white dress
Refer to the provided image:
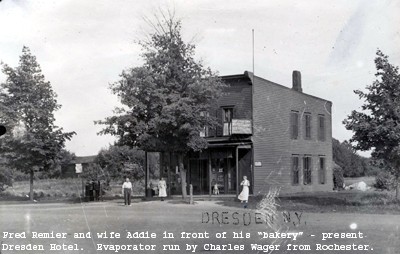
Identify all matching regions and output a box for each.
[238,176,250,208]
[158,177,167,201]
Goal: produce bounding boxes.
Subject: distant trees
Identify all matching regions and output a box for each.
[96,145,145,180]
[344,50,400,199]
[332,138,377,177]
[96,13,225,198]
[0,46,75,200]
[81,146,159,194]
[44,149,76,178]
[80,164,108,183]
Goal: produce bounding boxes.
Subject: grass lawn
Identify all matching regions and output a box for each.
[0,178,83,200]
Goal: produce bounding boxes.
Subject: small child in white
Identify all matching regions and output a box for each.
[213,183,219,195]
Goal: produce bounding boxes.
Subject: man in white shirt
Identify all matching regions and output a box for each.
[122,178,133,206]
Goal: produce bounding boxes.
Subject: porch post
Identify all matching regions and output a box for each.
[145,151,149,197]
[251,146,254,195]
[236,146,239,197]
[160,152,163,179]
[208,152,212,197]
[167,152,171,196]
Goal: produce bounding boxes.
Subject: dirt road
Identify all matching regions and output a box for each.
[0,200,399,253]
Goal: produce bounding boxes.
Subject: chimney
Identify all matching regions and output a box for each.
[292,70,302,92]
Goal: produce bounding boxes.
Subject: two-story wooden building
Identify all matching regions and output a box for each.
[160,71,333,196]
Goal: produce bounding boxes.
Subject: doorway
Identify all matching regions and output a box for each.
[238,148,252,194]
[189,159,209,195]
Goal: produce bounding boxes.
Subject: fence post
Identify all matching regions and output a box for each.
[81,176,85,199]
[189,184,193,204]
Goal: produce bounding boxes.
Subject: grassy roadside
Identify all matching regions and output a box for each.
[0,178,146,202]
[277,190,400,214]
[344,176,375,186]
[214,190,400,214]
[0,178,83,201]
[2,178,400,215]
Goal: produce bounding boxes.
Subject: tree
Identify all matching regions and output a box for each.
[81,164,108,183]
[0,46,75,201]
[332,138,367,177]
[96,145,145,180]
[343,50,400,198]
[41,149,76,179]
[97,13,225,198]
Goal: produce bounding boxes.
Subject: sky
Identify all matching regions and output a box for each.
[0,0,399,157]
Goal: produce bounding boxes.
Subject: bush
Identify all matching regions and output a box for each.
[363,163,382,176]
[374,171,394,190]
[333,166,344,190]
[11,170,31,181]
[0,166,13,191]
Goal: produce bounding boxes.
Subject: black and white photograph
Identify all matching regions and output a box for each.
[0,0,399,253]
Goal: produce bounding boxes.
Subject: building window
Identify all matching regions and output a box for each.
[318,115,325,141]
[304,113,312,139]
[223,108,233,136]
[319,157,326,184]
[292,156,299,185]
[290,111,299,139]
[200,111,209,137]
[303,156,312,185]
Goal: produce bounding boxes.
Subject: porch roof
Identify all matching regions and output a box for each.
[207,142,252,148]
[205,134,252,144]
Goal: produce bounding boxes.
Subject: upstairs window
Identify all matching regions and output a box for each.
[318,115,326,141]
[200,111,210,137]
[290,111,299,139]
[303,156,312,185]
[319,157,326,184]
[304,113,312,139]
[292,156,299,185]
[223,108,233,136]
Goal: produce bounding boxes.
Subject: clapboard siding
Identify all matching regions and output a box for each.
[213,77,252,136]
[252,75,333,194]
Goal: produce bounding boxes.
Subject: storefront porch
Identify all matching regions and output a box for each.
[160,142,253,196]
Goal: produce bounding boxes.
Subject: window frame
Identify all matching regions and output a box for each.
[292,156,300,185]
[318,114,326,141]
[304,113,312,140]
[319,156,326,184]
[199,111,210,137]
[222,107,234,136]
[303,156,312,185]
[290,111,299,140]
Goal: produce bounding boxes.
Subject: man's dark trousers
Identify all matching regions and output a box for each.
[124,188,131,205]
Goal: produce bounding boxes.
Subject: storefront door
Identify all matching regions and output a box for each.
[189,159,208,195]
[210,150,236,195]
